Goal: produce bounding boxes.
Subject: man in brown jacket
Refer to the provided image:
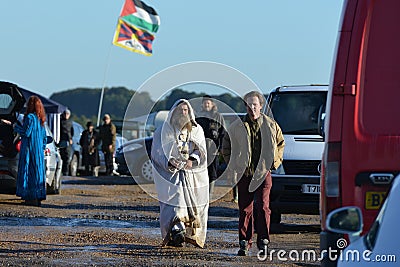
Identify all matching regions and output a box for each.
[221,91,285,256]
[99,114,116,176]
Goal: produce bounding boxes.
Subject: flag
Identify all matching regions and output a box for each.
[113,0,160,55]
[119,0,160,34]
[113,19,155,56]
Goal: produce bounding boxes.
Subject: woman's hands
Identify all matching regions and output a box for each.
[0,119,12,125]
[168,158,193,171]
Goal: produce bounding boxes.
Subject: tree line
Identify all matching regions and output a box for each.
[50,87,268,126]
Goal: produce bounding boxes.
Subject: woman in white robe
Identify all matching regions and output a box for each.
[151,99,209,248]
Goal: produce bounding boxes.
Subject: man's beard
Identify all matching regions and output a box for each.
[172,114,192,131]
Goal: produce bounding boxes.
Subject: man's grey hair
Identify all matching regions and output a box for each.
[243,91,265,107]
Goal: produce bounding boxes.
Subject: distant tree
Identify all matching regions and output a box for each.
[150,88,246,113]
[50,87,262,122]
[50,87,154,121]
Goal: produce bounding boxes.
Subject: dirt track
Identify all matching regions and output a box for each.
[0,175,320,266]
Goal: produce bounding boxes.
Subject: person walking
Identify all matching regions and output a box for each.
[59,109,74,176]
[221,91,285,256]
[15,96,47,206]
[99,114,116,176]
[196,95,225,198]
[151,99,209,248]
[79,121,100,176]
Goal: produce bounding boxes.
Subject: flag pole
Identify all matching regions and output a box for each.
[96,44,113,127]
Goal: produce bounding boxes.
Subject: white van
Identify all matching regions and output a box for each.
[266,84,328,223]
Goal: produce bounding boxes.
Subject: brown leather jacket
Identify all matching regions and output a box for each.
[221,113,285,185]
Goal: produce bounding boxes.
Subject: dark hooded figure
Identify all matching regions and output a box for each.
[196,95,225,197]
[79,121,100,176]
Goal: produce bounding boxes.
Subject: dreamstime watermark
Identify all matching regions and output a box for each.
[257,238,397,263]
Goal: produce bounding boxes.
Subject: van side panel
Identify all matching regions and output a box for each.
[320,0,357,227]
[357,2,400,134]
[321,1,400,265]
[344,0,400,224]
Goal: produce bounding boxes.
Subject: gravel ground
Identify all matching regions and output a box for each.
[0,175,321,266]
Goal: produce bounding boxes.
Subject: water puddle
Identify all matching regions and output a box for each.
[0,216,158,229]
[0,215,238,231]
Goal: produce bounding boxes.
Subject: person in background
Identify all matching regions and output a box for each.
[151,99,209,248]
[13,96,47,206]
[196,95,225,198]
[79,121,100,176]
[59,109,74,176]
[99,114,116,176]
[221,91,285,256]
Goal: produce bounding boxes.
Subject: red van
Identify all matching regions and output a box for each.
[320,0,400,265]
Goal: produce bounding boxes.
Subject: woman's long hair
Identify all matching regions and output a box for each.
[25,96,46,126]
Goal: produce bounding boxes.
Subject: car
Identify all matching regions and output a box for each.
[326,174,400,266]
[115,137,153,183]
[44,122,63,194]
[0,81,62,194]
[266,84,328,223]
[69,121,84,176]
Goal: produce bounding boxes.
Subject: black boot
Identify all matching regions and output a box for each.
[167,229,185,247]
[24,199,40,207]
[238,240,249,256]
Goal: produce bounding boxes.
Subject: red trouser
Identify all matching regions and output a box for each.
[237,171,272,247]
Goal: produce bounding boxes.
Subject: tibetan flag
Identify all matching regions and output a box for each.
[113,19,154,56]
[120,0,160,34]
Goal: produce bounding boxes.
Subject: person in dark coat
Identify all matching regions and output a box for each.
[196,95,225,197]
[99,114,116,176]
[59,109,74,176]
[79,121,100,176]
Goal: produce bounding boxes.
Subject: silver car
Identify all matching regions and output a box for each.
[44,123,62,194]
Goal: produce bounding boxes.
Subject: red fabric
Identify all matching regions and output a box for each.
[237,172,272,246]
[120,0,137,17]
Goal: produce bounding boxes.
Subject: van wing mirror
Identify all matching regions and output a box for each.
[317,104,326,139]
[326,206,363,242]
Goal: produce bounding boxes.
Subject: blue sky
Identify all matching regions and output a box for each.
[0,1,344,100]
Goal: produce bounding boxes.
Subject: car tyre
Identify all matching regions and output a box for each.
[48,174,60,194]
[271,211,281,224]
[132,157,153,184]
[70,154,78,177]
[54,170,62,195]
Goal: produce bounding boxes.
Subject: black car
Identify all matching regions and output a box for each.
[115,137,153,183]
[0,81,62,194]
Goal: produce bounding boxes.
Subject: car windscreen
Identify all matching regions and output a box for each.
[269,91,327,135]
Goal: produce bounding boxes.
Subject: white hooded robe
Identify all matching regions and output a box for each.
[151,99,209,248]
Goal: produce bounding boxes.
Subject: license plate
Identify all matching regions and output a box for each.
[365,191,386,210]
[301,184,320,194]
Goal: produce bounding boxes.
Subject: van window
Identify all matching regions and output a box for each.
[360,0,400,135]
[270,92,327,134]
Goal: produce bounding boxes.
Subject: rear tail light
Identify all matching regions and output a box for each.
[324,142,341,197]
[44,148,51,156]
[15,140,21,152]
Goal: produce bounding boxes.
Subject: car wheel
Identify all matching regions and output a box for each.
[47,174,57,194]
[271,211,282,224]
[54,168,62,195]
[70,154,78,176]
[133,157,153,184]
